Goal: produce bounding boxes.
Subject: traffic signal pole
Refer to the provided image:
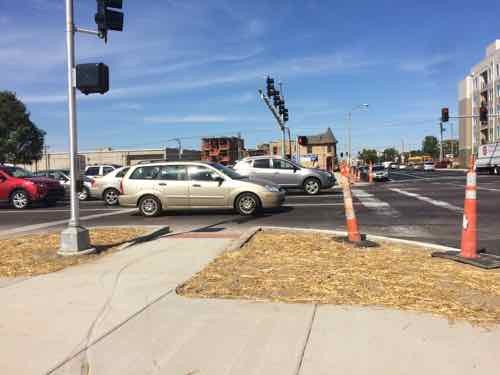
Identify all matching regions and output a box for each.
[258,89,286,158]
[59,0,92,254]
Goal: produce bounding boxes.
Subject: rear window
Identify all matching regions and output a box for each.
[86,167,100,176]
[373,166,385,171]
[130,166,161,180]
[158,165,187,181]
[253,159,270,168]
[115,167,130,178]
[102,166,115,175]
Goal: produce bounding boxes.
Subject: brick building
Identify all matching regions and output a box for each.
[268,128,338,171]
[201,137,244,165]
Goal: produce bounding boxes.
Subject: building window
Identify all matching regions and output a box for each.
[327,145,332,153]
[307,145,313,154]
[272,146,278,155]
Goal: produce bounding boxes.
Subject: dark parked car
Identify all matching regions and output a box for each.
[0,165,65,209]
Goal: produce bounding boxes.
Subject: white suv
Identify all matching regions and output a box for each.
[85,164,121,178]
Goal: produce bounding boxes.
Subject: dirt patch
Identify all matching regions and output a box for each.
[178,231,500,326]
[0,227,149,277]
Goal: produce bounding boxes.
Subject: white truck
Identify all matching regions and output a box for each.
[476,142,500,175]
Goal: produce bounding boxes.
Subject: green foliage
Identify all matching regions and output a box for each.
[382,147,399,162]
[358,148,379,164]
[0,91,45,164]
[422,136,439,158]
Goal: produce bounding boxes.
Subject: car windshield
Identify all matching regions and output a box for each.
[373,166,385,171]
[3,166,34,178]
[210,163,246,179]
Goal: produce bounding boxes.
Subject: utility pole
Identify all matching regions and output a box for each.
[44,144,50,172]
[439,122,445,162]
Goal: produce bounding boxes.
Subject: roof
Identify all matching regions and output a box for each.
[302,127,337,145]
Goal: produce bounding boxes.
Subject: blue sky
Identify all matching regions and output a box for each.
[1,0,499,154]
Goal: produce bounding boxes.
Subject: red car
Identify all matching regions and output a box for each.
[0,165,65,209]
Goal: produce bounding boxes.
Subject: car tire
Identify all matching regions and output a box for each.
[78,187,90,201]
[103,188,120,206]
[10,189,30,209]
[138,195,162,217]
[303,178,321,195]
[235,192,261,216]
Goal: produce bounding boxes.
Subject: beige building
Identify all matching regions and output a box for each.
[458,40,500,166]
[268,128,338,171]
[24,147,201,172]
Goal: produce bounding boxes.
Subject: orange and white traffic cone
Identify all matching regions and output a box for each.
[368,162,373,183]
[340,162,361,242]
[356,168,361,182]
[460,156,477,259]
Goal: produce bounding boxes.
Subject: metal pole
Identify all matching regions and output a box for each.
[348,112,352,166]
[59,0,92,254]
[66,0,79,228]
[439,122,444,162]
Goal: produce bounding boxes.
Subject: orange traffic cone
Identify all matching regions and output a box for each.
[368,162,373,183]
[356,168,361,182]
[340,162,361,242]
[460,156,477,259]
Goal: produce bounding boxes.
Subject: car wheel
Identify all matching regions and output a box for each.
[103,188,120,206]
[78,187,89,201]
[235,193,260,216]
[10,190,30,209]
[303,178,321,195]
[138,195,162,217]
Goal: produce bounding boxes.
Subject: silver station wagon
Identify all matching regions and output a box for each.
[234,156,336,195]
[119,161,285,217]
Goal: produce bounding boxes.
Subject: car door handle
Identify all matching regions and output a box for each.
[192,184,201,188]
[158,183,167,186]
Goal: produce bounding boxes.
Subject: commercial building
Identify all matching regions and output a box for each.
[268,128,338,171]
[201,137,244,165]
[458,40,500,166]
[24,147,201,172]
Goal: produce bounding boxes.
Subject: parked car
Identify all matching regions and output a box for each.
[35,169,93,201]
[119,161,285,217]
[398,164,407,169]
[233,156,336,195]
[89,166,130,205]
[0,165,65,208]
[85,164,121,178]
[423,162,435,171]
[372,165,389,181]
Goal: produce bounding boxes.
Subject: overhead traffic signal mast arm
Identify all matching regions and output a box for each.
[258,89,285,130]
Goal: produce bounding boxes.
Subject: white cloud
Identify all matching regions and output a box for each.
[111,102,143,111]
[21,94,67,104]
[399,54,453,74]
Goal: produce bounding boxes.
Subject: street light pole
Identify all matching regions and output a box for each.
[347,104,369,167]
[59,0,92,254]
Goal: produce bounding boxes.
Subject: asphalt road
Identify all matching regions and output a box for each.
[1,170,499,255]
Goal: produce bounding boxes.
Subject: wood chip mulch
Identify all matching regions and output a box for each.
[178,231,500,326]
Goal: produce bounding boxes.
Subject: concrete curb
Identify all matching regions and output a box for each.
[231,226,460,253]
[225,226,262,252]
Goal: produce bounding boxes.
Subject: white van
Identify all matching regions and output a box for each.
[476,143,500,175]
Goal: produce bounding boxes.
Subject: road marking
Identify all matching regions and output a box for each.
[389,188,463,213]
[0,208,123,214]
[0,208,137,237]
[283,203,356,207]
[285,194,343,199]
[351,189,399,216]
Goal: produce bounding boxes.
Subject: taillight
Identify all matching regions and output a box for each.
[119,180,124,194]
[91,178,96,187]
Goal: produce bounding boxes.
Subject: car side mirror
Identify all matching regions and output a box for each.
[293,166,299,172]
[215,176,225,186]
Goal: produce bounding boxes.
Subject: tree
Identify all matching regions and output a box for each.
[382,147,399,162]
[358,149,378,164]
[421,136,439,158]
[0,91,45,164]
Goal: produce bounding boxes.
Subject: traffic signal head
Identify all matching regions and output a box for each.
[95,0,124,43]
[441,107,449,122]
[298,136,308,146]
[273,94,281,107]
[480,105,488,123]
[266,76,275,97]
[76,63,109,95]
[283,108,289,122]
[279,103,285,115]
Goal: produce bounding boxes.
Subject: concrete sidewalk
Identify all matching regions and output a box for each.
[1,233,499,374]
